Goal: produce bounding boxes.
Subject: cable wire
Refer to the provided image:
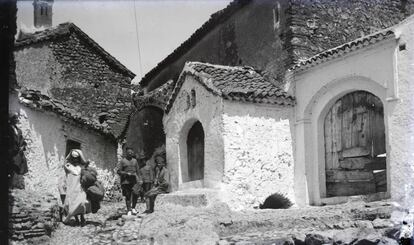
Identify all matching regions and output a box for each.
[133,0,143,79]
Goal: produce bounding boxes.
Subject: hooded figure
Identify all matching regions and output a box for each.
[61,149,91,226]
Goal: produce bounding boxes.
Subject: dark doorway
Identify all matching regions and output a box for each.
[125,106,165,159]
[324,91,386,197]
[65,139,81,156]
[187,121,204,181]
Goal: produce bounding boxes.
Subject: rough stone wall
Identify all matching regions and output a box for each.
[9,93,117,198]
[289,0,414,62]
[145,0,414,92]
[164,75,224,191]
[221,101,295,210]
[389,16,414,213]
[14,31,133,138]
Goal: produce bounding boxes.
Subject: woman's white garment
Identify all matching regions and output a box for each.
[63,163,91,223]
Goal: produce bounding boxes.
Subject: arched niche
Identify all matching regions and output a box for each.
[178,119,205,188]
[186,121,205,181]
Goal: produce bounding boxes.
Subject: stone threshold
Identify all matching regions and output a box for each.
[320,191,390,206]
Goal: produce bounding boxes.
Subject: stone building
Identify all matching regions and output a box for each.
[9,22,135,196]
[164,62,295,210]
[128,0,414,163]
[160,15,414,211]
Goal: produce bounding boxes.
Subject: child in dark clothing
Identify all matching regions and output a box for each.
[144,154,169,214]
[140,160,154,202]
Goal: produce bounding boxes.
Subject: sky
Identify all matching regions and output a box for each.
[17,0,232,83]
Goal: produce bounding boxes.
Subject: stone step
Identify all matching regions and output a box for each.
[155,189,220,209]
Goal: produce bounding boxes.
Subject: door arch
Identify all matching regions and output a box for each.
[124,106,165,159]
[186,121,205,181]
[324,91,386,197]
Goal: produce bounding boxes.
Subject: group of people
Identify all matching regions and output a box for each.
[117,147,169,215]
[58,146,170,225]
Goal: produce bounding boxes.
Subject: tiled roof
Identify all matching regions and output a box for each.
[15,22,135,78]
[289,29,395,72]
[165,62,295,113]
[19,89,118,140]
[139,0,250,87]
[133,79,176,111]
[14,22,135,140]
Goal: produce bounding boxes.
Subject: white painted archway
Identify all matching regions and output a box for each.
[295,75,390,205]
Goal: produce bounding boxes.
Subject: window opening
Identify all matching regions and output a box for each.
[65,139,81,157]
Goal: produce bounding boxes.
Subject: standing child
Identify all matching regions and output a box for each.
[140,159,154,203]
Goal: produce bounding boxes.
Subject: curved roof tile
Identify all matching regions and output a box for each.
[165,61,295,113]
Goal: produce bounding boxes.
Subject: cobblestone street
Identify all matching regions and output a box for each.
[49,202,148,245]
[10,198,404,245]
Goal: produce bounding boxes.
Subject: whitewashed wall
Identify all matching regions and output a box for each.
[221,101,295,210]
[290,22,414,208]
[164,75,225,191]
[9,93,118,198]
[390,16,414,213]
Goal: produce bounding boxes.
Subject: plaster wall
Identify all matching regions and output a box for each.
[164,76,224,192]
[293,39,396,205]
[144,0,414,92]
[9,93,118,198]
[389,16,414,212]
[15,44,62,95]
[221,101,295,210]
[146,0,290,91]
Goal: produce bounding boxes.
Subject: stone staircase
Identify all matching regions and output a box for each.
[9,189,60,242]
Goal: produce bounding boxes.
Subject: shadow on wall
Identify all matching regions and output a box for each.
[16,106,66,195]
[125,106,165,159]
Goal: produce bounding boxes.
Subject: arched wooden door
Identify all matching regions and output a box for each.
[324,91,386,197]
[187,121,205,181]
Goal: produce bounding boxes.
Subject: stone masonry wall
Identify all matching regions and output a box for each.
[145,0,414,92]
[9,189,59,242]
[14,30,133,138]
[146,0,290,90]
[289,0,414,62]
[221,101,295,210]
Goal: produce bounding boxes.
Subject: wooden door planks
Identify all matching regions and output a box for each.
[324,91,386,197]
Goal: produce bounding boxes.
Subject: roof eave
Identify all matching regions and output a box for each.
[139,0,252,87]
[14,22,136,79]
[289,30,396,73]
